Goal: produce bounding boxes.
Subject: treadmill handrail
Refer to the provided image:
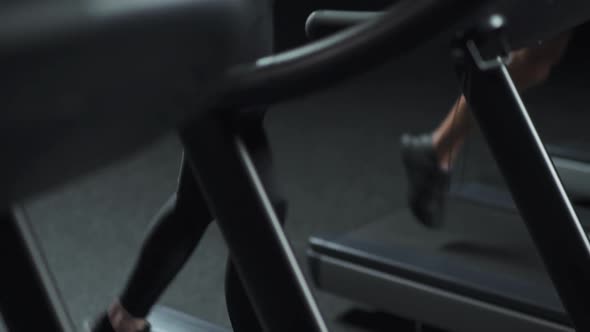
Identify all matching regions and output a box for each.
[215,0,485,111]
[305,10,383,40]
[214,0,590,114]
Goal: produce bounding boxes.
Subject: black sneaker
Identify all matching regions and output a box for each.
[85,312,151,332]
[400,133,450,228]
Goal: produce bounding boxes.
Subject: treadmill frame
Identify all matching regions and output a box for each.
[0,115,330,332]
[453,19,590,332]
[307,10,590,332]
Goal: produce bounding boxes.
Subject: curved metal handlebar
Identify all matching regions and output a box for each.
[217,0,590,112]
[305,10,382,40]
[218,0,485,110]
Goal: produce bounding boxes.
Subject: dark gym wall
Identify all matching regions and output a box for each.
[273,0,394,51]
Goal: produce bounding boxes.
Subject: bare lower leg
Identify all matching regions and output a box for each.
[432,59,550,169]
[432,96,470,170]
[430,32,571,169]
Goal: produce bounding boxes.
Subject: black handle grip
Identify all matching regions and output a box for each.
[305,10,382,39]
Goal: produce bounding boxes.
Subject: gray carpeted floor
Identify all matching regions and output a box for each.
[5,30,590,332]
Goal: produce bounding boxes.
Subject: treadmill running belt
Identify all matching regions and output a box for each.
[308,198,573,332]
[451,181,590,227]
[547,142,590,163]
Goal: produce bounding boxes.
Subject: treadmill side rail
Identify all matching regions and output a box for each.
[309,249,573,332]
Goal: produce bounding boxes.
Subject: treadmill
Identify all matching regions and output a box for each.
[305,9,590,332]
[308,196,573,332]
[3,1,493,331]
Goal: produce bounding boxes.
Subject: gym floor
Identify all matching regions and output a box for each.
[7,28,590,332]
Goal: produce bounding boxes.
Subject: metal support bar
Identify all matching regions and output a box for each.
[0,207,74,332]
[179,114,327,332]
[454,24,590,332]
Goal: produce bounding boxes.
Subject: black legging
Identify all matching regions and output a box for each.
[113,1,277,330]
[118,111,285,331]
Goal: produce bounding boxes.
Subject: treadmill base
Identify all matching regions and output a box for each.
[309,249,571,332]
[308,200,574,332]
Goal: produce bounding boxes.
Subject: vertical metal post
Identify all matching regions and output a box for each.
[0,207,74,332]
[454,24,590,331]
[180,114,328,332]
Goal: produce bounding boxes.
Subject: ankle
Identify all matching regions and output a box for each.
[107,301,149,332]
[429,135,448,171]
[432,136,463,172]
